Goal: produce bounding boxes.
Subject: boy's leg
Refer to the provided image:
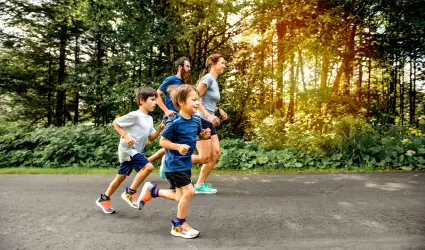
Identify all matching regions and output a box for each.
[105,174,127,197]
[121,154,153,208]
[170,171,199,239]
[147,148,165,163]
[129,162,153,190]
[176,184,195,219]
[96,174,126,214]
[136,171,177,209]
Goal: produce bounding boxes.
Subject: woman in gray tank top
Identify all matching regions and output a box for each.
[194,54,228,194]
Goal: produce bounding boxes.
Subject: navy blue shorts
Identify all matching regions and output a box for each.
[118,153,150,176]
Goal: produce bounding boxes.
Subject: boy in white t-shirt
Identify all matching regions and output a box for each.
[96,87,164,214]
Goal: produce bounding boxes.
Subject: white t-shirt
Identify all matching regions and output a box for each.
[114,110,156,163]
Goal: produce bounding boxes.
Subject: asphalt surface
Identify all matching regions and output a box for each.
[0,172,424,250]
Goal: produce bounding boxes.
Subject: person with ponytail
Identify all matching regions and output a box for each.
[194,54,228,194]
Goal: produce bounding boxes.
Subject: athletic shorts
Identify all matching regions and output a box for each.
[118,153,149,176]
[165,170,192,189]
[200,117,217,136]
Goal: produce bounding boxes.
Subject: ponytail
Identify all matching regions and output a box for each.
[197,53,223,85]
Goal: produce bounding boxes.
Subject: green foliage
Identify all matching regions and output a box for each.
[226,115,425,171]
[0,120,424,170]
[0,121,160,169]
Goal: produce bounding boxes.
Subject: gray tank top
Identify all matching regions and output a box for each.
[198,73,220,116]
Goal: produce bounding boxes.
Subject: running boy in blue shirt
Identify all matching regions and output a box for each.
[95,87,165,214]
[136,84,211,239]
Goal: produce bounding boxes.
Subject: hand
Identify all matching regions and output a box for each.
[165,110,175,118]
[123,134,136,147]
[218,108,228,121]
[158,120,165,132]
[201,128,211,139]
[208,115,220,127]
[177,144,190,155]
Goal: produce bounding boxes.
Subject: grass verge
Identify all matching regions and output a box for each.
[0,167,418,175]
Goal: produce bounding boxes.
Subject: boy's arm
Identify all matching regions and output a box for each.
[160,137,190,155]
[148,120,165,142]
[112,121,135,146]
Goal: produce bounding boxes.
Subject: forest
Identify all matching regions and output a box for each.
[0,0,424,170]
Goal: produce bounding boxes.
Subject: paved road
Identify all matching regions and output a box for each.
[0,172,424,250]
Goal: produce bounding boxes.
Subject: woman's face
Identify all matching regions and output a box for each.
[212,57,226,75]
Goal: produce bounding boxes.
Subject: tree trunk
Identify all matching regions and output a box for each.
[342,23,357,96]
[47,50,53,126]
[388,55,398,124]
[55,24,67,126]
[275,20,286,112]
[288,51,295,123]
[333,61,344,94]
[298,47,305,91]
[314,49,318,89]
[74,32,80,125]
[95,32,105,125]
[358,56,363,103]
[320,53,329,90]
[367,54,371,109]
[400,55,404,126]
[259,25,266,105]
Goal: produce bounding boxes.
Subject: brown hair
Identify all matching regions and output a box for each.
[174,57,189,71]
[135,87,157,106]
[197,53,223,84]
[171,84,199,111]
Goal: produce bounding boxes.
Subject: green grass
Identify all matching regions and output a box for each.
[0,167,416,175]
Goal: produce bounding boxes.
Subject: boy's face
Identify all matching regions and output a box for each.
[179,90,199,115]
[140,96,157,112]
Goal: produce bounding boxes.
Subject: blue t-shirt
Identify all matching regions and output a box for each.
[160,114,202,172]
[158,76,184,112]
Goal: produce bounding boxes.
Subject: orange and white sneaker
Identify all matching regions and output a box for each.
[96,196,115,214]
[137,182,157,210]
[171,220,200,239]
[121,186,139,209]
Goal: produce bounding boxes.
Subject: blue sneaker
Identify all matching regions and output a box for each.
[194,183,217,194]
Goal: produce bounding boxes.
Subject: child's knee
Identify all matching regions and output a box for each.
[184,187,195,197]
[144,163,154,172]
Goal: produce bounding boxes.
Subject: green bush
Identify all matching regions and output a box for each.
[239,114,425,170]
[0,122,162,168]
[0,119,424,171]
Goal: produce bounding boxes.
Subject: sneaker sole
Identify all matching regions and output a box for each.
[95,200,115,214]
[194,191,217,194]
[171,230,199,239]
[121,192,138,209]
[137,182,151,210]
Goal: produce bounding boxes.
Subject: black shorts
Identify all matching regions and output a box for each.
[165,170,192,189]
[200,117,217,136]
